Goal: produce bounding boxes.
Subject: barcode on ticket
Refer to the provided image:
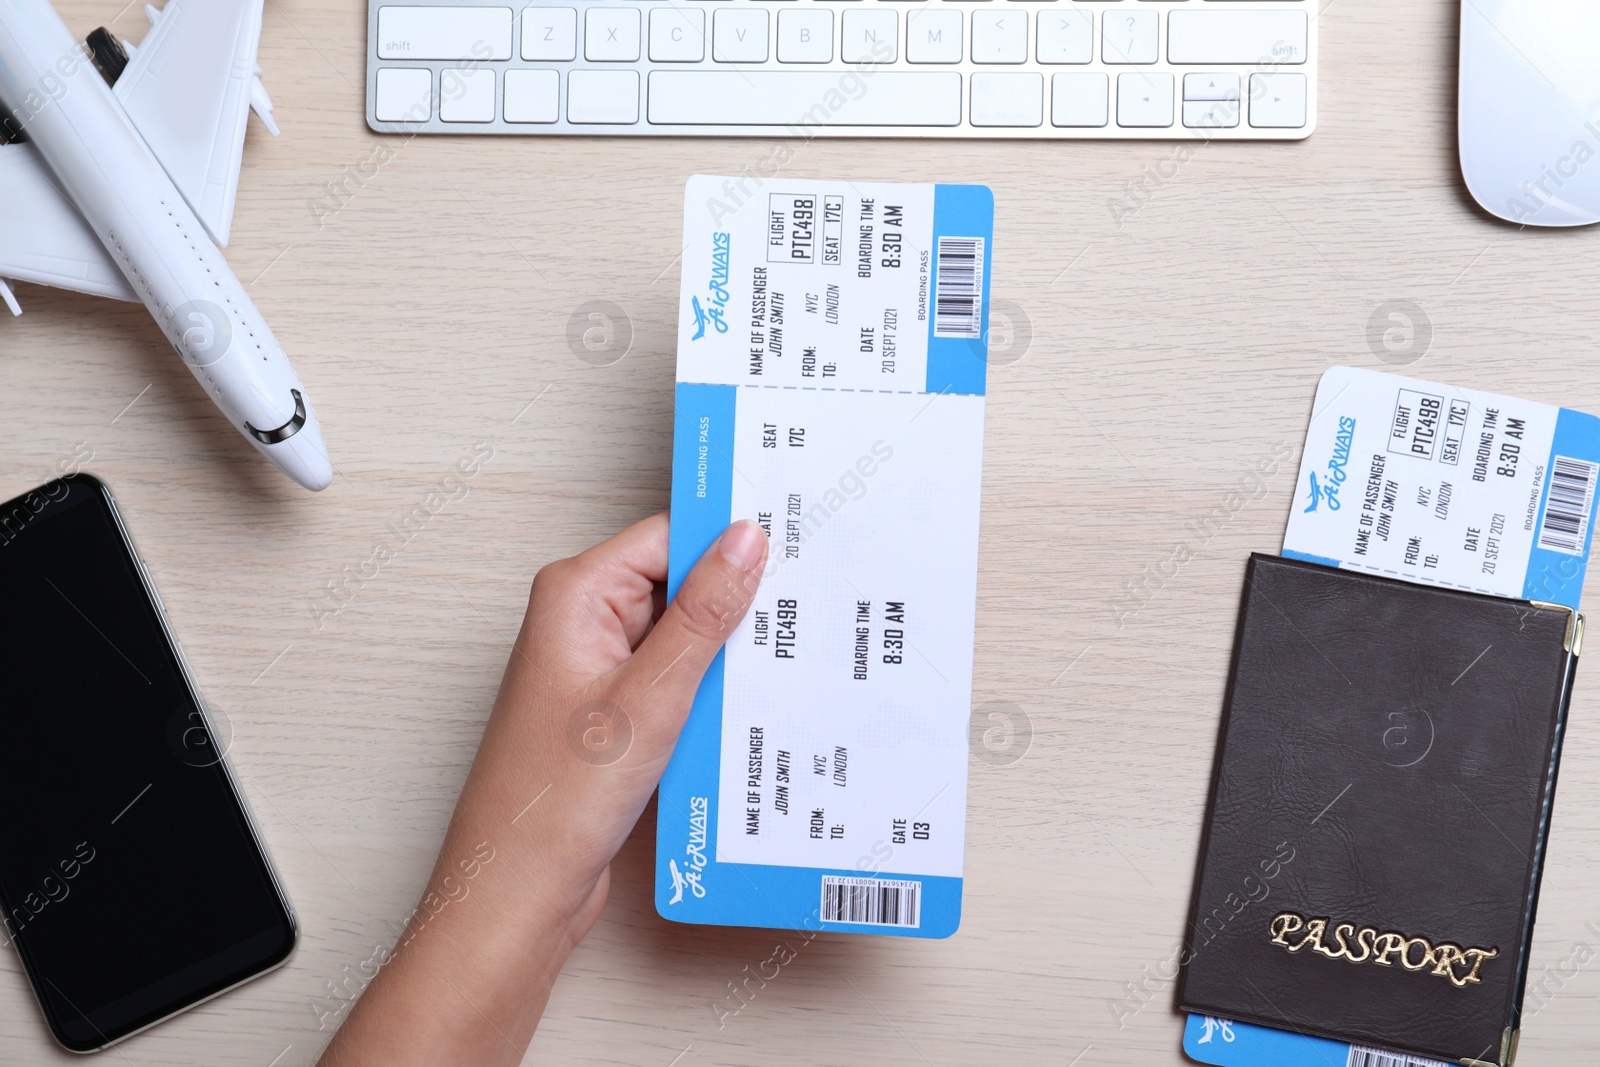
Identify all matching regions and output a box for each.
[933,236,984,339]
[820,876,922,928]
[1538,454,1599,555]
[1345,1044,1447,1067]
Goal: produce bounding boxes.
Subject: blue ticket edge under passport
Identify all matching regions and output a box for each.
[1184,377,1600,1067]
[655,184,993,938]
[1184,1014,1359,1067]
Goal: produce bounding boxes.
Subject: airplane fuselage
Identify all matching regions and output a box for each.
[0,0,331,490]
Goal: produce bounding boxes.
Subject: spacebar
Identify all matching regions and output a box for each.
[648,72,963,127]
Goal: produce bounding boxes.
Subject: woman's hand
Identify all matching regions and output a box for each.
[317,515,767,1066]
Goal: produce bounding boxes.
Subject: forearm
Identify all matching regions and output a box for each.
[316,712,612,1067]
[313,681,604,1066]
[315,864,585,1067]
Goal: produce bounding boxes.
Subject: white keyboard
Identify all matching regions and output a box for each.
[366,0,1316,139]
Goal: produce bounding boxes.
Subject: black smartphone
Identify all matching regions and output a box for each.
[0,474,296,1052]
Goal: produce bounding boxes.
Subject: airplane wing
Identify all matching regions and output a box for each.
[114,0,277,248]
[0,1,275,314]
[0,143,138,313]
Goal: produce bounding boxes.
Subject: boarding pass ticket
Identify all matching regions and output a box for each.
[657,176,994,938]
[1185,364,1600,1067]
[1282,366,1600,610]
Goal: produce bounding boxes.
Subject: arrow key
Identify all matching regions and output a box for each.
[1183,99,1239,128]
[1116,71,1173,127]
[1249,72,1306,128]
[1183,72,1239,103]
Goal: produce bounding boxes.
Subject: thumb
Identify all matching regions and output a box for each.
[613,519,767,725]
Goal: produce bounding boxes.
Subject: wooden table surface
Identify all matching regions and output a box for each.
[5,1,1600,1063]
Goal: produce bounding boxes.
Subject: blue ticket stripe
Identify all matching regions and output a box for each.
[655,650,729,915]
[1183,1014,1351,1067]
[1281,548,1343,569]
[660,382,737,918]
[1521,406,1600,609]
[667,382,738,598]
[926,184,994,398]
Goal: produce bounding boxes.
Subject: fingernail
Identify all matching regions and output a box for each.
[718,520,767,572]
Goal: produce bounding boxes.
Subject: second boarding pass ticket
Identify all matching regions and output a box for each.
[1283,366,1600,610]
[658,176,994,937]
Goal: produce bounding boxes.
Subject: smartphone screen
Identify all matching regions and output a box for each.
[0,475,295,1051]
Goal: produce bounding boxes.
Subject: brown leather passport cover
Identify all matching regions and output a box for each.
[1176,553,1581,1066]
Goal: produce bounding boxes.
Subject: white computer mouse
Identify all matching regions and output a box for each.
[1460,0,1600,226]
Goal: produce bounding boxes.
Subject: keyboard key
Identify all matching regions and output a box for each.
[713,8,769,62]
[971,72,1042,126]
[1183,99,1238,128]
[971,11,1027,64]
[648,71,961,125]
[841,9,897,63]
[1249,72,1306,128]
[375,67,432,122]
[440,67,495,122]
[504,69,560,123]
[906,9,962,63]
[377,7,513,60]
[569,69,639,123]
[778,9,833,62]
[651,7,706,61]
[1183,72,1239,102]
[1168,11,1307,65]
[585,8,641,62]
[1036,9,1092,64]
[1101,10,1157,64]
[522,8,577,62]
[1051,71,1107,127]
[1116,71,1172,126]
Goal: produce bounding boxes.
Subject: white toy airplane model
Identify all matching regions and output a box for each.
[0,0,331,491]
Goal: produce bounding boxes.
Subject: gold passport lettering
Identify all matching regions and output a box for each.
[1268,912,1497,988]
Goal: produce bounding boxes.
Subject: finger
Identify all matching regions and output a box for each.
[610,520,767,724]
[527,514,668,666]
[572,512,669,585]
[572,513,669,649]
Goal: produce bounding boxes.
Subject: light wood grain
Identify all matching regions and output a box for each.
[4,1,1600,1063]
